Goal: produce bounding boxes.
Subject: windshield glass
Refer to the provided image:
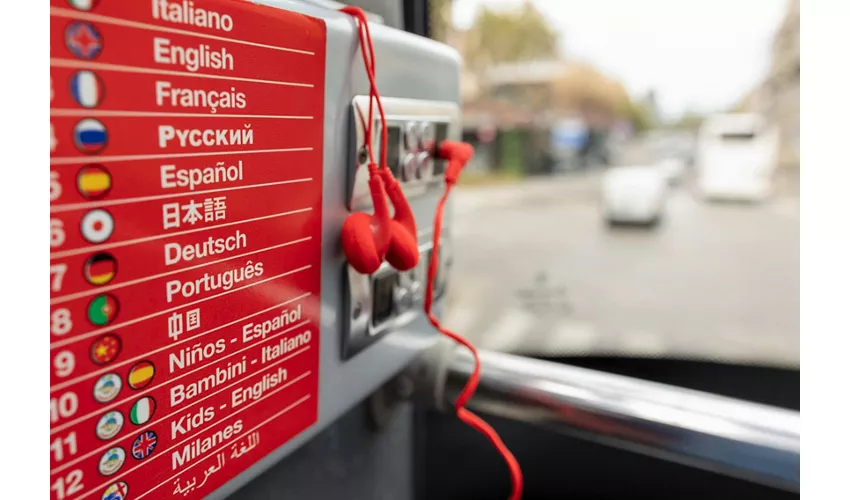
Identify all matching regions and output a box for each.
[430,0,799,368]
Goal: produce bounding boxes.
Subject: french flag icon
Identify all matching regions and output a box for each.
[70,70,104,108]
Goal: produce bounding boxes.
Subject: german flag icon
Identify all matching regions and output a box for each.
[85,252,116,286]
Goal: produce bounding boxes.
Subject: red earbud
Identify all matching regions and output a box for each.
[438,140,475,185]
[378,168,419,271]
[341,163,392,275]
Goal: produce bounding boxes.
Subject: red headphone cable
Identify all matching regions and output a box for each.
[424,142,524,500]
[340,9,523,499]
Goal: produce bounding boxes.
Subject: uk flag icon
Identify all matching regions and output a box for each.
[65,22,102,60]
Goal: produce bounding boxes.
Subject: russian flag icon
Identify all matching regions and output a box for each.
[70,70,104,108]
[74,118,108,154]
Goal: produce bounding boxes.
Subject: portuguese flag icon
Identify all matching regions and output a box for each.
[88,294,118,326]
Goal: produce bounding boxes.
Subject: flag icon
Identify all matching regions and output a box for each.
[98,446,126,476]
[68,0,99,11]
[101,481,128,500]
[81,208,114,243]
[130,396,156,425]
[77,165,112,199]
[131,431,158,460]
[70,70,104,108]
[95,410,124,440]
[128,361,155,390]
[73,118,108,154]
[88,293,119,326]
[90,334,121,365]
[85,252,117,285]
[93,372,122,403]
[65,22,103,60]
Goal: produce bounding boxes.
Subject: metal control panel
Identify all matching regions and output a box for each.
[348,96,460,210]
[343,96,460,359]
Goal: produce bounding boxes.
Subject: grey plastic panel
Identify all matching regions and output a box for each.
[207,1,461,498]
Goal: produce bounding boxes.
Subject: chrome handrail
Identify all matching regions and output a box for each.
[409,343,799,492]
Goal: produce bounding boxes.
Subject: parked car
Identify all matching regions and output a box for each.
[601,166,669,227]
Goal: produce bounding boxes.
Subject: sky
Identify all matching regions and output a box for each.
[452,0,790,119]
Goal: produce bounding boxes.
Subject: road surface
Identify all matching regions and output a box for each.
[442,171,800,367]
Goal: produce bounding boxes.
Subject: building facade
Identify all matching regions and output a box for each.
[766,0,800,170]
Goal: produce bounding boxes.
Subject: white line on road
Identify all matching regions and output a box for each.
[541,319,599,354]
[481,308,536,352]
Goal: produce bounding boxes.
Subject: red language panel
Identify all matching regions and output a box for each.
[49,2,326,499]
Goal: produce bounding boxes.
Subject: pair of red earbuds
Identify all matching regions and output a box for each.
[341,164,419,274]
[338,5,418,275]
[340,134,475,275]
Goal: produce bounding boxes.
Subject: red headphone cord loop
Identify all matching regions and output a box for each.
[424,141,524,500]
[340,7,390,173]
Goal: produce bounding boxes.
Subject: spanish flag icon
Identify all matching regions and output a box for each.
[84,252,116,286]
[128,361,155,390]
[77,164,112,199]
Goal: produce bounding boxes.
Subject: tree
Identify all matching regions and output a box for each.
[466,1,559,70]
[622,100,654,133]
[429,0,453,43]
[552,63,629,126]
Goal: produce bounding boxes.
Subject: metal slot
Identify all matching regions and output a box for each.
[384,125,403,178]
[371,273,397,329]
[433,123,449,175]
[343,236,451,360]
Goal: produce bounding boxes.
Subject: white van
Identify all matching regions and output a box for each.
[696,113,778,201]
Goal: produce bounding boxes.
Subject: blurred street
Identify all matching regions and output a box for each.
[436,0,799,368]
[443,167,800,367]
